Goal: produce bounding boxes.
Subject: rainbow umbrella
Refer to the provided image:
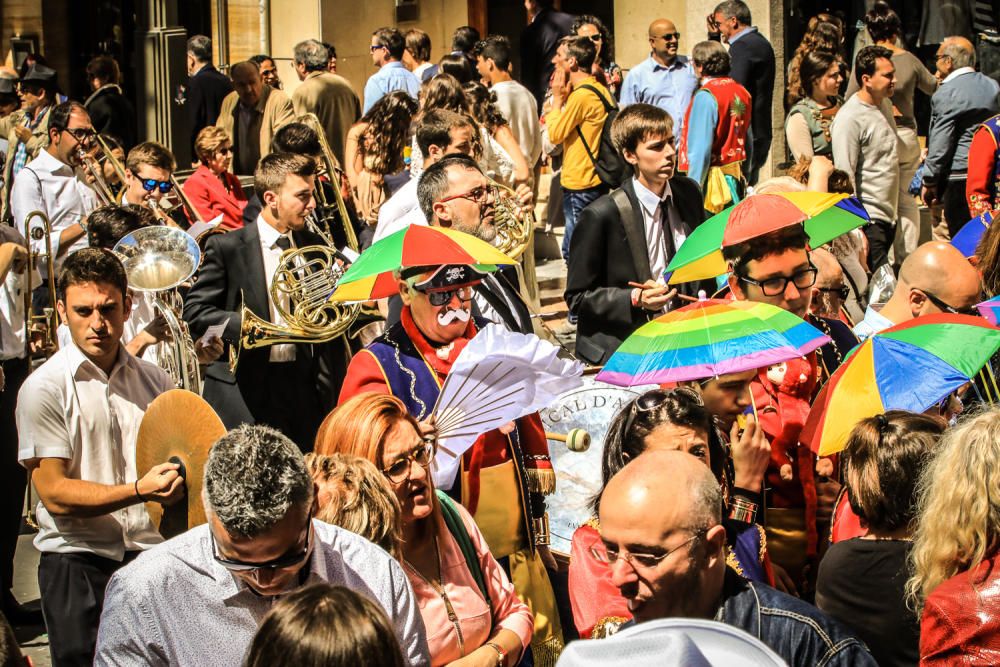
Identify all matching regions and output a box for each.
[951,210,994,258]
[802,314,1000,456]
[665,192,869,285]
[330,225,515,301]
[977,295,1000,326]
[596,299,831,386]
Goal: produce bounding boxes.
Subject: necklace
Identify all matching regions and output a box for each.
[811,315,843,381]
[403,536,467,654]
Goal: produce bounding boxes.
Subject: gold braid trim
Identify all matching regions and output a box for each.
[725,546,746,578]
[590,616,630,640]
[526,468,556,495]
[530,635,565,667]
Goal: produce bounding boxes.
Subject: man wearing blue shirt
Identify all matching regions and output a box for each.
[620,19,699,139]
[363,27,420,115]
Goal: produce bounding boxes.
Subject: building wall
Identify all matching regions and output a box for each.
[2,0,44,71]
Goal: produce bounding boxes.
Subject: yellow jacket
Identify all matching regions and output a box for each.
[545,77,610,190]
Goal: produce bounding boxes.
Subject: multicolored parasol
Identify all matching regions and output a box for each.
[977,294,1000,326]
[951,210,994,258]
[329,225,515,302]
[596,299,831,386]
[802,314,1000,456]
[665,192,870,284]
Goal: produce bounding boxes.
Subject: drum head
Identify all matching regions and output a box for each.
[136,389,226,538]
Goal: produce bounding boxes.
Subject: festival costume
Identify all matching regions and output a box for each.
[339,306,563,664]
[678,77,752,213]
[967,113,1000,217]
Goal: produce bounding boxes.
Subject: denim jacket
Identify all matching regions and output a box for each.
[716,568,877,667]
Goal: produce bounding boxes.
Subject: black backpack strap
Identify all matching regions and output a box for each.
[576,83,616,112]
[572,84,615,169]
[435,490,493,615]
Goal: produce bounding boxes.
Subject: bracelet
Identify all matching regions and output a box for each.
[532,513,551,546]
[484,641,507,667]
[134,480,146,502]
[728,496,758,524]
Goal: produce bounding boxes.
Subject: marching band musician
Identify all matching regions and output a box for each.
[119,141,186,227]
[183,152,343,451]
[10,101,99,309]
[16,248,185,665]
[338,262,564,665]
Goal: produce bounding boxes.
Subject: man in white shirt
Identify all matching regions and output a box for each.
[118,141,179,223]
[10,101,100,301]
[373,109,476,244]
[183,153,337,450]
[95,423,429,666]
[475,36,542,170]
[16,248,185,665]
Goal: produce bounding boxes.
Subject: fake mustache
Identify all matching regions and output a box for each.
[437,308,471,326]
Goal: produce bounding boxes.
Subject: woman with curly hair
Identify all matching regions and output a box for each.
[906,406,1000,665]
[463,81,533,191]
[785,50,844,160]
[785,19,843,110]
[344,90,418,228]
[572,15,622,100]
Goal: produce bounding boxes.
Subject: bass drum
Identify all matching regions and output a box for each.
[540,374,656,556]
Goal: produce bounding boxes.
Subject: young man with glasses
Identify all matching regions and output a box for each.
[339,261,565,659]
[619,19,698,139]
[95,424,429,666]
[120,141,178,219]
[853,241,982,342]
[597,449,876,666]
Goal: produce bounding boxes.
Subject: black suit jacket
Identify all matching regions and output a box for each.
[728,30,776,150]
[85,87,137,150]
[182,222,344,448]
[520,8,574,108]
[186,65,232,150]
[565,176,710,365]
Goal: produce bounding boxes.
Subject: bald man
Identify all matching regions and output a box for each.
[598,450,876,666]
[853,241,982,341]
[216,61,295,175]
[619,18,699,138]
[921,36,1000,235]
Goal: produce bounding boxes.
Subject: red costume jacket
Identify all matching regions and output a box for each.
[182,163,248,230]
[920,554,1000,665]
[678,76,752,172]
[967,115,1000,219]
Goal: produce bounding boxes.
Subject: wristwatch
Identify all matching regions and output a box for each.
[485,641,507,667]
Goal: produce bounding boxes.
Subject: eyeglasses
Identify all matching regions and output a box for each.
[436,184,494,206]
[916,289,980,316]
[739,265,818,297]
[216,146,232,155]
[591,530,706,569]
[817,285,850,301]
[415,284,475,307]
[621,387,703,437]
[63,127,97,145]
[382,441,435,484]
[585,34,603,43]
[211,513,312,573]
[654,32,682,41]
[131,170,174,193]
[370,44,387,52]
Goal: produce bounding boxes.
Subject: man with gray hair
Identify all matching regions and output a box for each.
[94,424,430,666]
[921,36,1000,235]
[598,450,876,666]
[185,35,232,154]
[290,38,360,165]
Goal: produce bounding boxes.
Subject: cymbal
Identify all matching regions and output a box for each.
[136,389,226,538]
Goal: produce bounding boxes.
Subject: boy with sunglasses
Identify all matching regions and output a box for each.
[121,141,186,226]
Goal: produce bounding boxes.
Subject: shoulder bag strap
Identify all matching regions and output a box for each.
[435,490,493,614]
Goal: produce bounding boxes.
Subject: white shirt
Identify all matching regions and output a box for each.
[16,342,174,560]
[373,177,427,244]
[942,66,975,85]
[10,150,99,278]
[0,265,33,360]
[491,79,543,167]
[632,177,690,280]
[255,216,296,362]
[413,62,434,80]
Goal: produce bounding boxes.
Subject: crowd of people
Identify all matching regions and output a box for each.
[0,0,1000,665]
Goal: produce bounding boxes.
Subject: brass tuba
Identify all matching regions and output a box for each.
[22,210,59,360]
[488,180,534,259]
[113,226,203,393]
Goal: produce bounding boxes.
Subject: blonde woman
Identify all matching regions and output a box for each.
[906,406,1000,665]
[183,125,247,229]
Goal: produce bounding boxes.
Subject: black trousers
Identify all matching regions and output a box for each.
[38,551,136,667]
[0,357,29,602]
[944,179,972,237]
[864,219,896,272]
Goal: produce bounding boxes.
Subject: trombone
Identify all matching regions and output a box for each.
[296,113,359,252]
[21,210,59,360]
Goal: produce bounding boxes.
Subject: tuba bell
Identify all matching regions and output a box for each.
[113,226,203,393]
[488,180,534,260]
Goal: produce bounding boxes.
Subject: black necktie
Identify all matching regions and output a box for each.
[275,235,291,251]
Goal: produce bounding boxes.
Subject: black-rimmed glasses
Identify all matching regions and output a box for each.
[211,514,312,572]
[739,265,818,297]
[917,289,980,316]
[817,285,850,301]
[415,285,475,307]
[64,127,97,145]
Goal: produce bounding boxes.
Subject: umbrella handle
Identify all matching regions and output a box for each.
[546,428,591,452]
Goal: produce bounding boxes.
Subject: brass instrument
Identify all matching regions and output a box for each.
[21,210,59,360]
[296,112,359,252]
[489,180,534,259]
[76,146,116,207]
[95,134,129,186]
[113,226,203,393]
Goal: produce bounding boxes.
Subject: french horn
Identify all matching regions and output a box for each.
[488,180,534,260]
[113,226,203,393]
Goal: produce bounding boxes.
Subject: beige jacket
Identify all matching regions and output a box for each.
[290,71,360,166]
[1,106,53,221]
[216,84,294,170]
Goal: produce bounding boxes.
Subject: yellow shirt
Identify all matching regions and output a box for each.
[545,77,611,190]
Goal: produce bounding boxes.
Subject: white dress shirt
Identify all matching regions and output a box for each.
[10,150,99,277]
[255,216,296,362]
[0,265,33,360]
[373,177,427,244]
[632,177,691,280]
[16,342,174,560]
